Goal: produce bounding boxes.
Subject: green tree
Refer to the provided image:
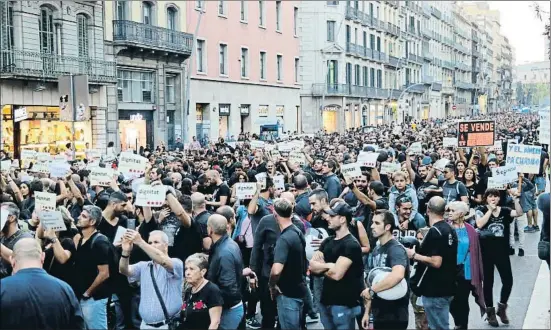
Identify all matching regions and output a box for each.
[533,2,551,60]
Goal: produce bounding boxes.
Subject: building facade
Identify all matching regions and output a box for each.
[185,0,300,142]
[0,1,116,158]
[514,61,551,107]
[104,0,192,151]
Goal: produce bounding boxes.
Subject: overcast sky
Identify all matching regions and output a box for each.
[483,1,551,64]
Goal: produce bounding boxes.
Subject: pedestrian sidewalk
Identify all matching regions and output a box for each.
[522,261,550,329]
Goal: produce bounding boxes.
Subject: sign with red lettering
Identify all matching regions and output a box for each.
[457,120,495,147]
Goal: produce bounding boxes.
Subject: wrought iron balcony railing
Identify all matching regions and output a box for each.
[388,55,402,68]
[422,75,434,84]
[432,82,443,91]
[113,20,193,56]
[311,83,393,99]
[431,6,442,19]
[404,83,426,93]
[456,81,475,90]
[0,49,116,83]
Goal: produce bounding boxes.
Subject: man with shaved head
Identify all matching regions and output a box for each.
[405,196,458,330]
[191,192,212,251]
[205,169,231,211]
[206,214,245,329]
[1,238,85,329]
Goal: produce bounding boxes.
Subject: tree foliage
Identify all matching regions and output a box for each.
[533,2,551,60]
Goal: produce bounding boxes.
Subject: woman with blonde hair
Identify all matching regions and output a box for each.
[447,201,486,329]
[182,253,223,330]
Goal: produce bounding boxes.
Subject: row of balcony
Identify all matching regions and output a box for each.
[456,81,476,90]
[345,7,393,34]
[407,53,424,65]
[442,60,455,70]
[431,6,442,19]
[404,1,423,16]
[454,61,471,71]
[311,83,403,99]
[384,1,399,9]
[0,50,117,83]
[346,43,390,64]
[454,43,470,55]
[472,34,480,43]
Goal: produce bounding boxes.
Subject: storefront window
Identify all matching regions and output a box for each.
[2,106,14,154]
[117,70,155,103]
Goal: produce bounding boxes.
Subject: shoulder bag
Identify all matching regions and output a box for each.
[149,264,181,330]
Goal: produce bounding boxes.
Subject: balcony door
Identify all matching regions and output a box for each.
[142,2,153,40]
[115,1,128,37]
[167,7,177,43]
[327,60,338,92]
[39,6,56,73]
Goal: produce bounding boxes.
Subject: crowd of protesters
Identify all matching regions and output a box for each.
[0,110,549,330]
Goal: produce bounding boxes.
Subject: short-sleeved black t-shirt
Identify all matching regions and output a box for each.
[211,183,231,209]
[73,232,112,299]
[320,233,365,307]
[273,225,307,299]
[182,281,224,330]
[475,206,513,245]
[44,237,77,286]
[414,221,457,298]
[363,198,389,249]
[370,239,410,323]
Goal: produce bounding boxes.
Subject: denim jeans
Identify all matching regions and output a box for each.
[319,304,362,330]
[422,296,453,330]
[276,295,304,329]
[220,302,244,330]
[80,297,108,330]
[312,276,324,313]
[303,275,315,315]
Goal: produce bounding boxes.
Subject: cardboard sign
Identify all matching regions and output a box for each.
[86,149,102,161]
[250,140,265,149]
[14,107,28,122]
[31,162,50,174]
[255,172,267,189]
[0,160,10,173]
[90,167,114,186]
[273,175,285,191]
[289,140,305,150]
[492,164,518,185]
[35,191,56,211]
[506,144,542,174]
[288,151,306,166]
[433,158,450,172]
[48,162,71,178]
[341,163,362,178]
[21,150,37,161]
[487,177,507,190]
[113,226,127,245]
[409,142,422,154]
[40,211,67,231]
[235,183,257,199]
[357,152,378,167]
[270,149,282,161]
[540,109,550,144]
[458,120,495,147]
[443,137,458,148]
[135,185,167,207]
[36,152,52,162]
[277,142,294,153]
[380,162,401,175]
[493,140,503,151]
[52,154,67,163]
[118,152,147,175]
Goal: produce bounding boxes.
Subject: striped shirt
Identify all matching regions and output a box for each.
[128,259,184,324]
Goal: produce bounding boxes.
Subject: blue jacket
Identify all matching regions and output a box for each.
[207,235,244,309]
[323,173,342,201]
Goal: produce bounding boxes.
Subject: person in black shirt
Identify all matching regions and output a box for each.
[205,170,231,211]
[269,198,307,329]
[362,210,409,330]
[406,196,457,330]
[309,202,365,330]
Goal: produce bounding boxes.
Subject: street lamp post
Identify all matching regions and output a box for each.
[397,83,425,124]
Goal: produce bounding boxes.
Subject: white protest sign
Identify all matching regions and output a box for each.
[21,150,36,162]
[340,163,362,179]
[493,140,503,151]
[380,162,401,175]
[289,140,305,150]
[250,140,265,149]
[52,154,67,163]
[90,167,114,186]
[255,172,267,189]
[506,144,542,174]
[31,162,50,174]
[539,109,550,144]
[35,191,56,211]
[433,158,450,172]
[40,211,67,231]
[0,208,8,230]
[270,149,282,160]
[86,149,102,161]
[410,142,422,154]
[48,162,71,178]
[135,185,167,207]
[235,182,257,199]
[273,175,285,191]
[118,152,147,175]
[277,142,294,153]
[492,164,518,185]
[357,152,378,167]
[113,226,127,245]
[443,137,458,148]
[14,107,28,122]
[487,177,507,190]
[36,152,52,162]
[289,151,306,166]
[0,160,10,173]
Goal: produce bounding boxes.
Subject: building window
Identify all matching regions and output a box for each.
[77,14,89,58]
[260,51,267,80]
[142,2,153,25]
[116,1,128,20]
[241,48,249,78]
[196,0,204,10]
[327,1,338,5]
[346,63,352,84]
[327,60,338,84]
[39,6,55,55]
[363,66,368,86]
[6,2,14,51]
[218,0,225,16]
[276,55,283,81]
[293,7,298,36]
[370,68,375,87]
[167,7,177,30]
[354,64,360,85]
[219,44,228,75]
[196,40,205,73]
[377,69,382,88]
[259,0,265,26]
[294,58,299,83]
[117,70,155,103]
[165,75,175,103]
[327,21,336,42]
[276,1,281,31]
[240,0,247,21]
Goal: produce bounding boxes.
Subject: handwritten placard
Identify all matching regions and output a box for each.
[21,150,37,162]
[487,177,507,190]
[409,142,423,154]
[0,160,10,173]
[380,162,401,175]
[235,183,257,199]
[255,172,267,189]
[250,140,265,149]
[506,144,542,174]
[48,162,71,178]
[40,211,67,231]
[341,163,362,179]
[31,162,50,174]
[289,151,306,166]
[492,164,517,185]
[90,167,114,186]
[118,152,148,175]
[135,185,167,207]
[36,152,52,163]
[443,137,458,148]
[273,175,285,191]
[35,191,56,211]
[357,152,378,167]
